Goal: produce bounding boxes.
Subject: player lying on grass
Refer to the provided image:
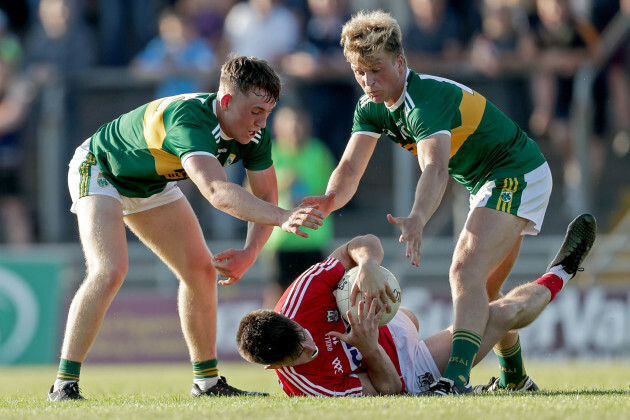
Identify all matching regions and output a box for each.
[237,214,596,396]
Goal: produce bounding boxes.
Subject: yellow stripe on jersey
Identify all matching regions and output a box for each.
[398,142,418,155]
[143,95,187,178]
[450,91,487,158]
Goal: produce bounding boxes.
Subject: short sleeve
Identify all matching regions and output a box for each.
[164,123,217,159]
[406,77,463,142]
[351,98,383,136]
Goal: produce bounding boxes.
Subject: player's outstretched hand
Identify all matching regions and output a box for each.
[387,213,423,267]
[328,298,383,351]
[212,248,256,285]
[350,262,396,312]
[280,206,324,238]
[300,191,336,219]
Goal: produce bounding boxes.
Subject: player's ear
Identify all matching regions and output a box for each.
[220,94,232,108]
[397,55,405,71]
[264,364,283,370]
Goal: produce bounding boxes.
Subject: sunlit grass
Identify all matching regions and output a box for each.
[1,361,629,419]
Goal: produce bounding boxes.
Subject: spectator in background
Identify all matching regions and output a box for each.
[175,0,236,57]
[526,0,593,214]
[404,0,468,74]
[0,0,30,38]
[0,11,36,247]
[468,0,536,127]
[470,0,535,78]
[22,0,97,194]
[93,0,161,66]
[348,0,412,33]
[23,0,96,85]
[262,105,336,309]
[220,0,302,201]
[587,0,630,174]
[222,0,300,66]
[280,0,355,160]
[130,7,216,98]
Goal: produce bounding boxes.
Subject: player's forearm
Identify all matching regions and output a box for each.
[409,162,449,225]
[243,222,274,258]
[244,177,278,256]
[325,163,361,212]
[347,234,384,267]
[205,180,287,226]
[362,346,402,395]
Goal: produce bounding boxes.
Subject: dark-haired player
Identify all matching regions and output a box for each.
[48,56,330,401]
[237,215,596,396]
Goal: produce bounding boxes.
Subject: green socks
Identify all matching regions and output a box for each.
[443,329,482,386]
[56,358,81,382]
[193,359,219,390]
[54,358,81,390]
[495,338,527,388]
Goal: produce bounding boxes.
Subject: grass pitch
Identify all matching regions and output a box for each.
[1,360,629,419]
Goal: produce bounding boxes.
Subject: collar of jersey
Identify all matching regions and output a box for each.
[212,97,235,141]
[386,68,411,113]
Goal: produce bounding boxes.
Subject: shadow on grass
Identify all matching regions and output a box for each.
[536,390,630,397]
[404,389,630,398]
[473,389,630,397]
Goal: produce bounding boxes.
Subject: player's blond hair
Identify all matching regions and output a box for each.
[340,10,405,66]
[220,55,281,103]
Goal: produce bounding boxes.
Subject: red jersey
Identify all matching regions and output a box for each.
[273,258,405,396]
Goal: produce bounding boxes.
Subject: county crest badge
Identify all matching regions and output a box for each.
[97,172,109,187]
[500,191,513,203]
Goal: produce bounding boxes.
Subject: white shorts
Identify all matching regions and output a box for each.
[387,312,442,394]
[68,138,184,215]
[468,162,552,235]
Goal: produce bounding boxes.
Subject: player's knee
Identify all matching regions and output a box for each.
[399,307,419,331]
[85,261,128,294]
[182,255,216,283]
[449,263,486,296]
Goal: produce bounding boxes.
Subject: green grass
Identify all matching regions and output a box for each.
[1,360,629,419]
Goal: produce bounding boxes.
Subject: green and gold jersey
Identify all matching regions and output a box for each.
[352,70,546,194]
[89,92,273,197]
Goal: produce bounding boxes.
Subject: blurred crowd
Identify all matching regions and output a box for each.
[0,0,629,246]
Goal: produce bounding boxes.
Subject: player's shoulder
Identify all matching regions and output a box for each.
[291,258,344,290]
[409,71,471,96]
[406,71,467,113]
[318,257,345,274]
[278,259,343,314]
[169,92,215,113]
[407,71,444,97]
[165,93,218,128]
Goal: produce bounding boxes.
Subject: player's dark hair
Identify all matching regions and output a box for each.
[220,56,281,103]
[237,310,304,365]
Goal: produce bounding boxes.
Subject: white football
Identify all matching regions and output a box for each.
[335,265,402,327]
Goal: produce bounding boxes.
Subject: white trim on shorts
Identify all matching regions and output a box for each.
[68,138,184,215]
[387,311,442,394]
[467,161,552,235]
